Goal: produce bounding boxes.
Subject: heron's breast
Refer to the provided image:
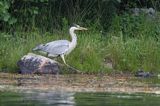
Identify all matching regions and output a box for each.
[66,43,77,55]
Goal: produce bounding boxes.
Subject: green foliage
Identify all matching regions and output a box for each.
[0,0,120,32]
[120,0,160,10]
[0,0,17,25]
[110,13,160,39]
[1,0,159,31]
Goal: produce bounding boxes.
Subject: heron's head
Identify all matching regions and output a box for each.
[32,44,44,51]
[70,24,88,31]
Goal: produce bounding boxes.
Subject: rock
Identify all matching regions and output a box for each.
[130,7,156,18]
[104,57,113,69]
[135,69,154,78]
[17,53,60,74]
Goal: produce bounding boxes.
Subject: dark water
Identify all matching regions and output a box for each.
[0,90,160,106]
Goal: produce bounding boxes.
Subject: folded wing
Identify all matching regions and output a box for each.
[41,40,70,55]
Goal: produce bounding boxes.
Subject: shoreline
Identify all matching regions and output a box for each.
[0,72,160,94]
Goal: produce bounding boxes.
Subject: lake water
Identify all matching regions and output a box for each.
[0,90,160,106]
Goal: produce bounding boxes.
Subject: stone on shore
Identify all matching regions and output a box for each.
[130,7,156,18]
[17,53,60,74]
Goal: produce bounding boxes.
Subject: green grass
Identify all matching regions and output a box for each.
[106,35,160,72]
[0,31,59,72]
[0,14,160,73]
[0,30,105,73]
[0,30,159,73]
[67,32,105,73]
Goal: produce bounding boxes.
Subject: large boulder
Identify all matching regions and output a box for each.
[17,53,60,74]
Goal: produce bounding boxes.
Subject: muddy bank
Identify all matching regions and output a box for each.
[0,73,160,94]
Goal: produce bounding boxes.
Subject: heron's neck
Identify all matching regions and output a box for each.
[69,29,77,45]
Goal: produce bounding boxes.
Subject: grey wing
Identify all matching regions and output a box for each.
[41,40,70,55]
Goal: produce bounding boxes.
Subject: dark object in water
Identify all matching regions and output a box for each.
[135,70,154,78]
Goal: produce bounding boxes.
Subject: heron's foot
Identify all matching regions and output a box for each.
[57,61,82,74]
[65,64,82,74]
[60,55,81,73]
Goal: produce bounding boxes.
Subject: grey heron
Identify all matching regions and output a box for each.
[33,24,87,65]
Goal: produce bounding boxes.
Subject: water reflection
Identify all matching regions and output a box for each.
[24,91,75,106]
[1,90,160,106]
[75,93,160,106]
[0,90,75,106]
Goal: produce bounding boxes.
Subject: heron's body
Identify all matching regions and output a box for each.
[39,40,70,56]
[33,24,87,65]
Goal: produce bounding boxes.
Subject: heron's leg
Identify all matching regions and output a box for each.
[60,54,67,65]
[60,54,81,73]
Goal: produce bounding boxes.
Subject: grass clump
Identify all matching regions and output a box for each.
[67,32,105,73]
[0,31,59,72]
[106,35,160,72]
[105,13,160,73]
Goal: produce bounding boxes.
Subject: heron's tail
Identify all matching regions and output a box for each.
[32,44,44,51]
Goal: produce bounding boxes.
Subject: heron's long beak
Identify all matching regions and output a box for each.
[79,27,88,30]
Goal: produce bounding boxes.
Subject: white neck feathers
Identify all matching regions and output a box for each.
[66,27,77,54]
[69,27,77,45]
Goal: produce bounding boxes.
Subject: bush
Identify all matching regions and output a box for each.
[110,13,160,39]
[1,0,120,32]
